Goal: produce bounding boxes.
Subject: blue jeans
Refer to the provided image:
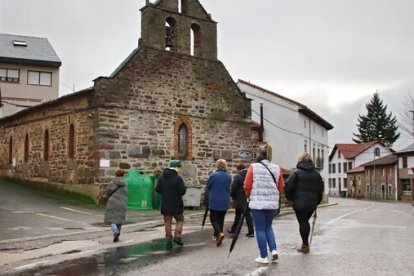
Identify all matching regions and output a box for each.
[251,209,277,258]
[111,223,122,234]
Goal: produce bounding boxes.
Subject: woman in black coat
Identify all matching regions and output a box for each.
[228,163,254,237]
[285,153,324,253]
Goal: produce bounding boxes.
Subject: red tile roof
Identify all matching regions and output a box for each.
[329,141,387,161]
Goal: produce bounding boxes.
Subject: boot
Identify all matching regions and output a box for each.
[297,244,310,253]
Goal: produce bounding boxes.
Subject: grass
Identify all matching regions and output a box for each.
[0,176,102,209]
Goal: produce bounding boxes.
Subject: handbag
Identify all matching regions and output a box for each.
[258,161,281,216]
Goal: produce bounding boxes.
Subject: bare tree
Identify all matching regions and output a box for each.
[399,93,414,140]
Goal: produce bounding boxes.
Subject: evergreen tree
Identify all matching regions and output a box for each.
[353,92,400,147]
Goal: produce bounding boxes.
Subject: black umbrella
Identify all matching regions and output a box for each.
[228,204,247,258]
[309,209,317,246]
[201,204,209,231]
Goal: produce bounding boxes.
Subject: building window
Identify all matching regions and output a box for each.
[0,68,20,83]
[402,157,407,168]
[388,184,392,195]
[178,124,187,157]
[312,145,315,161]
[338,162,341,173]
[24,134,29,162]
[343,162,347,172]
[68,124,75,159]
[329,178,331,188]
[332,178,336,189]
[348,162,353,170]
[28,71,52,86]
[344,178,347,188]
[332,164,336,173]
[8,136,13,164]
[366,184,370,193]
[190,23,201,56]
[44,129,49,161]
[174,117,192,159]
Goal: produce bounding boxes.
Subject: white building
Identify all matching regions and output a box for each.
[328,141,394,197]
[237,80,333,201]
[0,33,61,118]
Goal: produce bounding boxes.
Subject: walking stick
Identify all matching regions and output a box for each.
[309,209,317,246]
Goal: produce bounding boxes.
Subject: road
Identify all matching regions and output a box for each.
[1,179,414,275]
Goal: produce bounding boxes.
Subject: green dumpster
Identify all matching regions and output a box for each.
[152,173,163,210]
[125,169,153,210]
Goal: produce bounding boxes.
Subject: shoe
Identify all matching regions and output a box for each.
[227,229,235,234]
[211,235,217,240]
[113,232,120,243]
[271,250,279,261]
[254,256,269,264]
[216,232,225,246]
[245,233,255,238]
[173,236,183,246]
[297,244,310,253]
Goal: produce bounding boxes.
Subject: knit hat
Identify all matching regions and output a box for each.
[169,160,182,168]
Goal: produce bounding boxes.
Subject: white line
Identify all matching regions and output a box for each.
[35,212,88,225]
[60,207,93,215]
[327,203,374,226]
[14,260,49,270]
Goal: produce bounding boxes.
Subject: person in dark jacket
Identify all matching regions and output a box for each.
[207,159,231,246]
[284,153,324,253]
[228,163,254,237]
[104,169,128,243]
[156,160,187,247]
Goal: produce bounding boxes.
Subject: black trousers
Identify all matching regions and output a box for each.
[294,209,314,246]
[209,210,227,237]
[230,206,254,234]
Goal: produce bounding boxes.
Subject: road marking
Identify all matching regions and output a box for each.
[14,261,49,270]
[60,207,93,215]
[35,212,89,225]
[327,203,374,226]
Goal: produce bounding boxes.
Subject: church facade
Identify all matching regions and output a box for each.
[0,0,255,200]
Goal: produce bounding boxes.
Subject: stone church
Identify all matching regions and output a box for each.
[0,0,257,201]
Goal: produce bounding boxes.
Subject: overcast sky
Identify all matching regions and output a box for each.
[1,0,414,150]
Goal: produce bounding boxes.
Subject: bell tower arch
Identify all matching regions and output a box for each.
[140,0,217,60]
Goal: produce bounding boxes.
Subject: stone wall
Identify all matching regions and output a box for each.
[93,47,254,187]
[0,91,101,197]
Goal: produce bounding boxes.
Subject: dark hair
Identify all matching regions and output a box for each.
[115,169,125,177]
[236,163,246,171]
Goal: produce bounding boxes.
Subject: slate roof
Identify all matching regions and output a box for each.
[360,154,397,167]
[0,33,61,67]
[396,143,414,154]
[347,166,365,173]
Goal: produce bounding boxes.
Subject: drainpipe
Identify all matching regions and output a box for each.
[259,103,264,142]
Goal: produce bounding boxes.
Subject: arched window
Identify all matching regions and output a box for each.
[44,129,49,161]
[24,134,29,162]
[190,24,201,56]
[174,118,192,159]
[68,124,75,159]
[8,136,12,164]
[178,123,187,157]
[165,17,176,51]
